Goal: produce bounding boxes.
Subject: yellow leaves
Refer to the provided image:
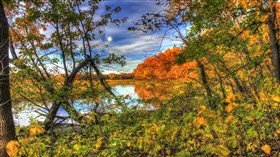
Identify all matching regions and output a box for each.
[193,117,208,128]
[6,140,20,157]
[146,123,163,135]
[73,144,82,151]
[127,141,132,147]
[95,137,103,150]
[208,144,231,157]
[261,144,271,155]
[29,125,45,136]
[272,95,280,102]
[246,142,257,152]
[153,124,159,131]
[249,35,259,43]
[199,105,206,111]
[169,127,180,142]
[204,133,214,140]
[20,137,31,145]
[166,149,171,155]
[197,105,206,116]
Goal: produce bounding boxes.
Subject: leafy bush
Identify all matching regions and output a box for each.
[13,86,279,156]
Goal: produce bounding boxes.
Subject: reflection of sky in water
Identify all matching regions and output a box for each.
[113,85,139,99]
[14,84,144,126]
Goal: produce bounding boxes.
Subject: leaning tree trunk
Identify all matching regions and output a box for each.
[196,60,214,106]
[0,1,16,156]
[43,56,116,129]
[268,4,280,83]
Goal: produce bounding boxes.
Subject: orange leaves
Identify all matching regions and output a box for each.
[29,125,45,136]
[193,117,208,128]
[194,105,208,128]
[225,93,236,103]
[228,0,266,10]
[261,144,271,155]
[225,94,239,113]
[225,115,234,123]
[228,0,248,9]
[134,47,196,80]
[240,0,249,9]
[260,15,268,23]
[6,140,20,157]
[231,0,264,9]
[228,0,237,8]
[225,103,239,113]
[239,30,249,39]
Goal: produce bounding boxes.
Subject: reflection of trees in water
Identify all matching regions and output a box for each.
[134,81,184,107]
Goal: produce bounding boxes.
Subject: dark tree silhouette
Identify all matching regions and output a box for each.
[0,0,16,156]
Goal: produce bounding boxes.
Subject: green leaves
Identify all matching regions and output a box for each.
[101,53,126,67]
[13,92,280,156]
[206,144,231,157]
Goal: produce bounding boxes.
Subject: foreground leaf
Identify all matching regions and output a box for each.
[261,144,271,155]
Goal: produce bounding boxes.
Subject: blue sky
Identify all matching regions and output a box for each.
[37,0,184,74]
[96,0,183,73]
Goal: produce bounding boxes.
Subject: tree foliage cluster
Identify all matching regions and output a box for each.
[7,0,126,130]
[134,46,197,80]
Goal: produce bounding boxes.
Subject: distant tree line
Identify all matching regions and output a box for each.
[75,73,134,80]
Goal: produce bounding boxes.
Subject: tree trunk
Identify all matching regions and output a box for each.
[268,4,280,83]
[43,57,112,130]
[44,97,86,130]
[214,68,226,99]
[0,1,16,156]
[196,60,213,106]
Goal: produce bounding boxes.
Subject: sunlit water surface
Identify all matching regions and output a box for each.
[13,84,143,126]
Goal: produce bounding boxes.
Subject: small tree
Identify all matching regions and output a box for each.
[7,0,126,129]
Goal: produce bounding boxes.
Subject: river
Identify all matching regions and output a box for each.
[13,80,185,126]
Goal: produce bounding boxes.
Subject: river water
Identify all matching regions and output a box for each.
[13,81,184,126]
[13,84,142,126]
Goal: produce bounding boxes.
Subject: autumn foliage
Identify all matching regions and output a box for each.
[4,0,280,156]
[134,47,196,80]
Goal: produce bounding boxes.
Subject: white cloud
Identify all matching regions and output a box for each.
[110,35,161,54]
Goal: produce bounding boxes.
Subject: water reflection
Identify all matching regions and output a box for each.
[134,81,175,107]
[13,83,142,126]
[13,81,183,126]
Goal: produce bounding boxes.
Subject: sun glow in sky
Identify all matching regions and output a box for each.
[107,36,112,42]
